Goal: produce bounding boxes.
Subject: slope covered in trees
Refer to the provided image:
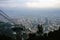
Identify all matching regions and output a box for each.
[0,22,60,40]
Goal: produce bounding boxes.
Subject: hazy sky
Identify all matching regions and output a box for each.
[0,0,60,8]
[0,0,60,18]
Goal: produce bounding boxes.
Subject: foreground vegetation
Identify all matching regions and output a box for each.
[0,21,60,40]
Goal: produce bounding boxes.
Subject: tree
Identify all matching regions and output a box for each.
[0,21,15,40]
[37,24,43,36]
[11,24,25,40]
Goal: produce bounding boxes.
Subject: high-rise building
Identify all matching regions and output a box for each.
[44,17,49,25]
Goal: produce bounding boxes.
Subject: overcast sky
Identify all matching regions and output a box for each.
[0,0,60,18]
[0,0,60,8]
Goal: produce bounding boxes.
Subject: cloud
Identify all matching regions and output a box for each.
[0,3,26,8]
[0,0,60,8]
[26,0,60,8]
[0,0,27,8]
